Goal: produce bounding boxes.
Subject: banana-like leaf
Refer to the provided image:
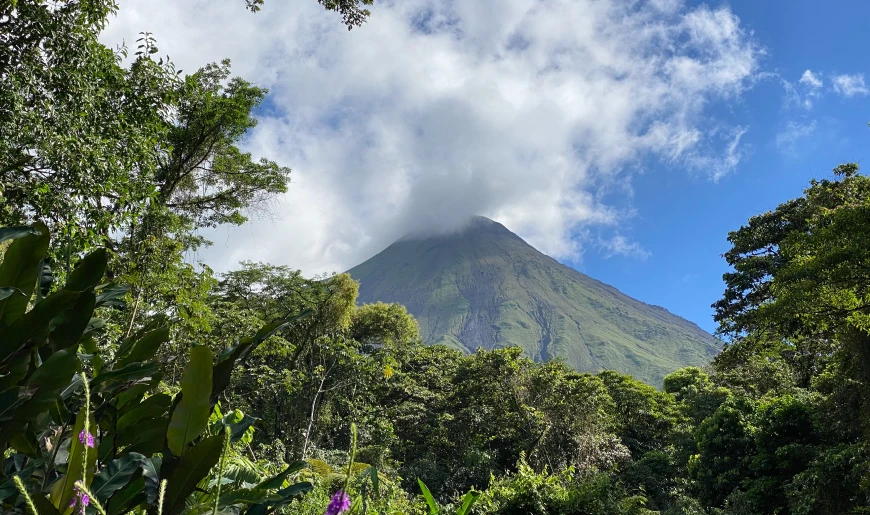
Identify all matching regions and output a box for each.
[163,433,224,515]
[0,226,39,244]
[255,461,308,490]
[455,490,481,515]
[16,349,78,421]
[218,489,281,508]
[64,248,107,292]
[167,346,213,456]
[117,393,171,432]
[418,479,438,515]
[48,291,96,352]
[0,222,48,324]
[114,326,169,369]
[0,290,81,361]
[90,453,146,503]
[107,476,146,515]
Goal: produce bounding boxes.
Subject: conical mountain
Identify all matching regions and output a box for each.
[347,216,720,385]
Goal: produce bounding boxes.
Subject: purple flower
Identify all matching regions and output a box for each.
[324,490,351,515]
[70,486,91,514]
[79,430,94,448]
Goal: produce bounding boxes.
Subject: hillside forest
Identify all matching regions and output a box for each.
[1,1,869,514]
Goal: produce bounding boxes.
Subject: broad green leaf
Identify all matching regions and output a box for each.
[50,410,97,510]
[418,479,438,515]
[0,287,22,300]
[211,311,310,403]
[255,461,307,490]
[90,453,146,503]
[64,248,107,292]
[48,291,96,351]
[0,222,49,324]
[455,490,480,515]
[95,283,130,309]
[167,345,213,456]
[115,326,169,369]
[117,393,171,432]
[32,492,62,515]
[0,290,81,359]
[218,489,281,507]
[163,434,224,515]
[0,458,47,501]
[222,411,258,443]
[0,226,39,244]
[17,349,78,421]
[107,476,146,515]
[91,362,160,394]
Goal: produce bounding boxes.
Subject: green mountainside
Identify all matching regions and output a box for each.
[347,216,721,385]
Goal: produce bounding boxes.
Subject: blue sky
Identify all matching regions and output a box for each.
[105,0,869,335]
[574,1,870,332]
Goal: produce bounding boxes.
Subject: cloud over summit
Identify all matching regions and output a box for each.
[103,0,761,275]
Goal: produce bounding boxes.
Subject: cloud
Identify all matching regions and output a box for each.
[783,69,823,109]
[832,73,869,97]
[102,0,760,275]
[799,69,822,89]
[598,235,651,260]
[776,120,816,155]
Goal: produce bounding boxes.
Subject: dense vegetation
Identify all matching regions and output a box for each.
[1,1,869,514]
[347,216,720,386]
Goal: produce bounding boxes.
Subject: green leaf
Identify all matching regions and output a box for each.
[455,490,480,515]
[0,290,81,360]
[212,311,310,404]
[117,393,171,432]
[50,410,96,510]
[64,248,107,292]
[218,489,281,507]
[222,411,258,443]
[95,283,130,309]
[90,453,146,503]
[368,466,379,496]
[32,492,62,515]
[418,479,438,515]
[114,326,169,369]
[0,287,22,301]
[0,222,49,324]
[48,291,96,351]
[0,226,39,244]
[255,461,307,490]
[167,345,213,456]
[163,433,224,515]
[17,349,78,421]
[91,362,160,394]
[107,476,146,515]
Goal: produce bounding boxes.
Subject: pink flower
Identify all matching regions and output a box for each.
[78,430,94,448]
[324,490,351,515]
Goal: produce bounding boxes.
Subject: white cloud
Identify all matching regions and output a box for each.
[799,69,823,89]
[599,235,650,260]
[102,0,760,275]
[832,73,869,97]
[783,69,823,109]
[776,120,816,155]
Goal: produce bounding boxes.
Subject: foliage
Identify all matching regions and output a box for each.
[0,225,312,514]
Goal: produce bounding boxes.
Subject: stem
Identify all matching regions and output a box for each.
[81,372,91,484]
[124,289,142,339]
[157,479,168,515]
[212,429,232,515]
[301,374,328,459]
[13,476,38,515]
[342,423,358,494]
[75,481,108,515]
